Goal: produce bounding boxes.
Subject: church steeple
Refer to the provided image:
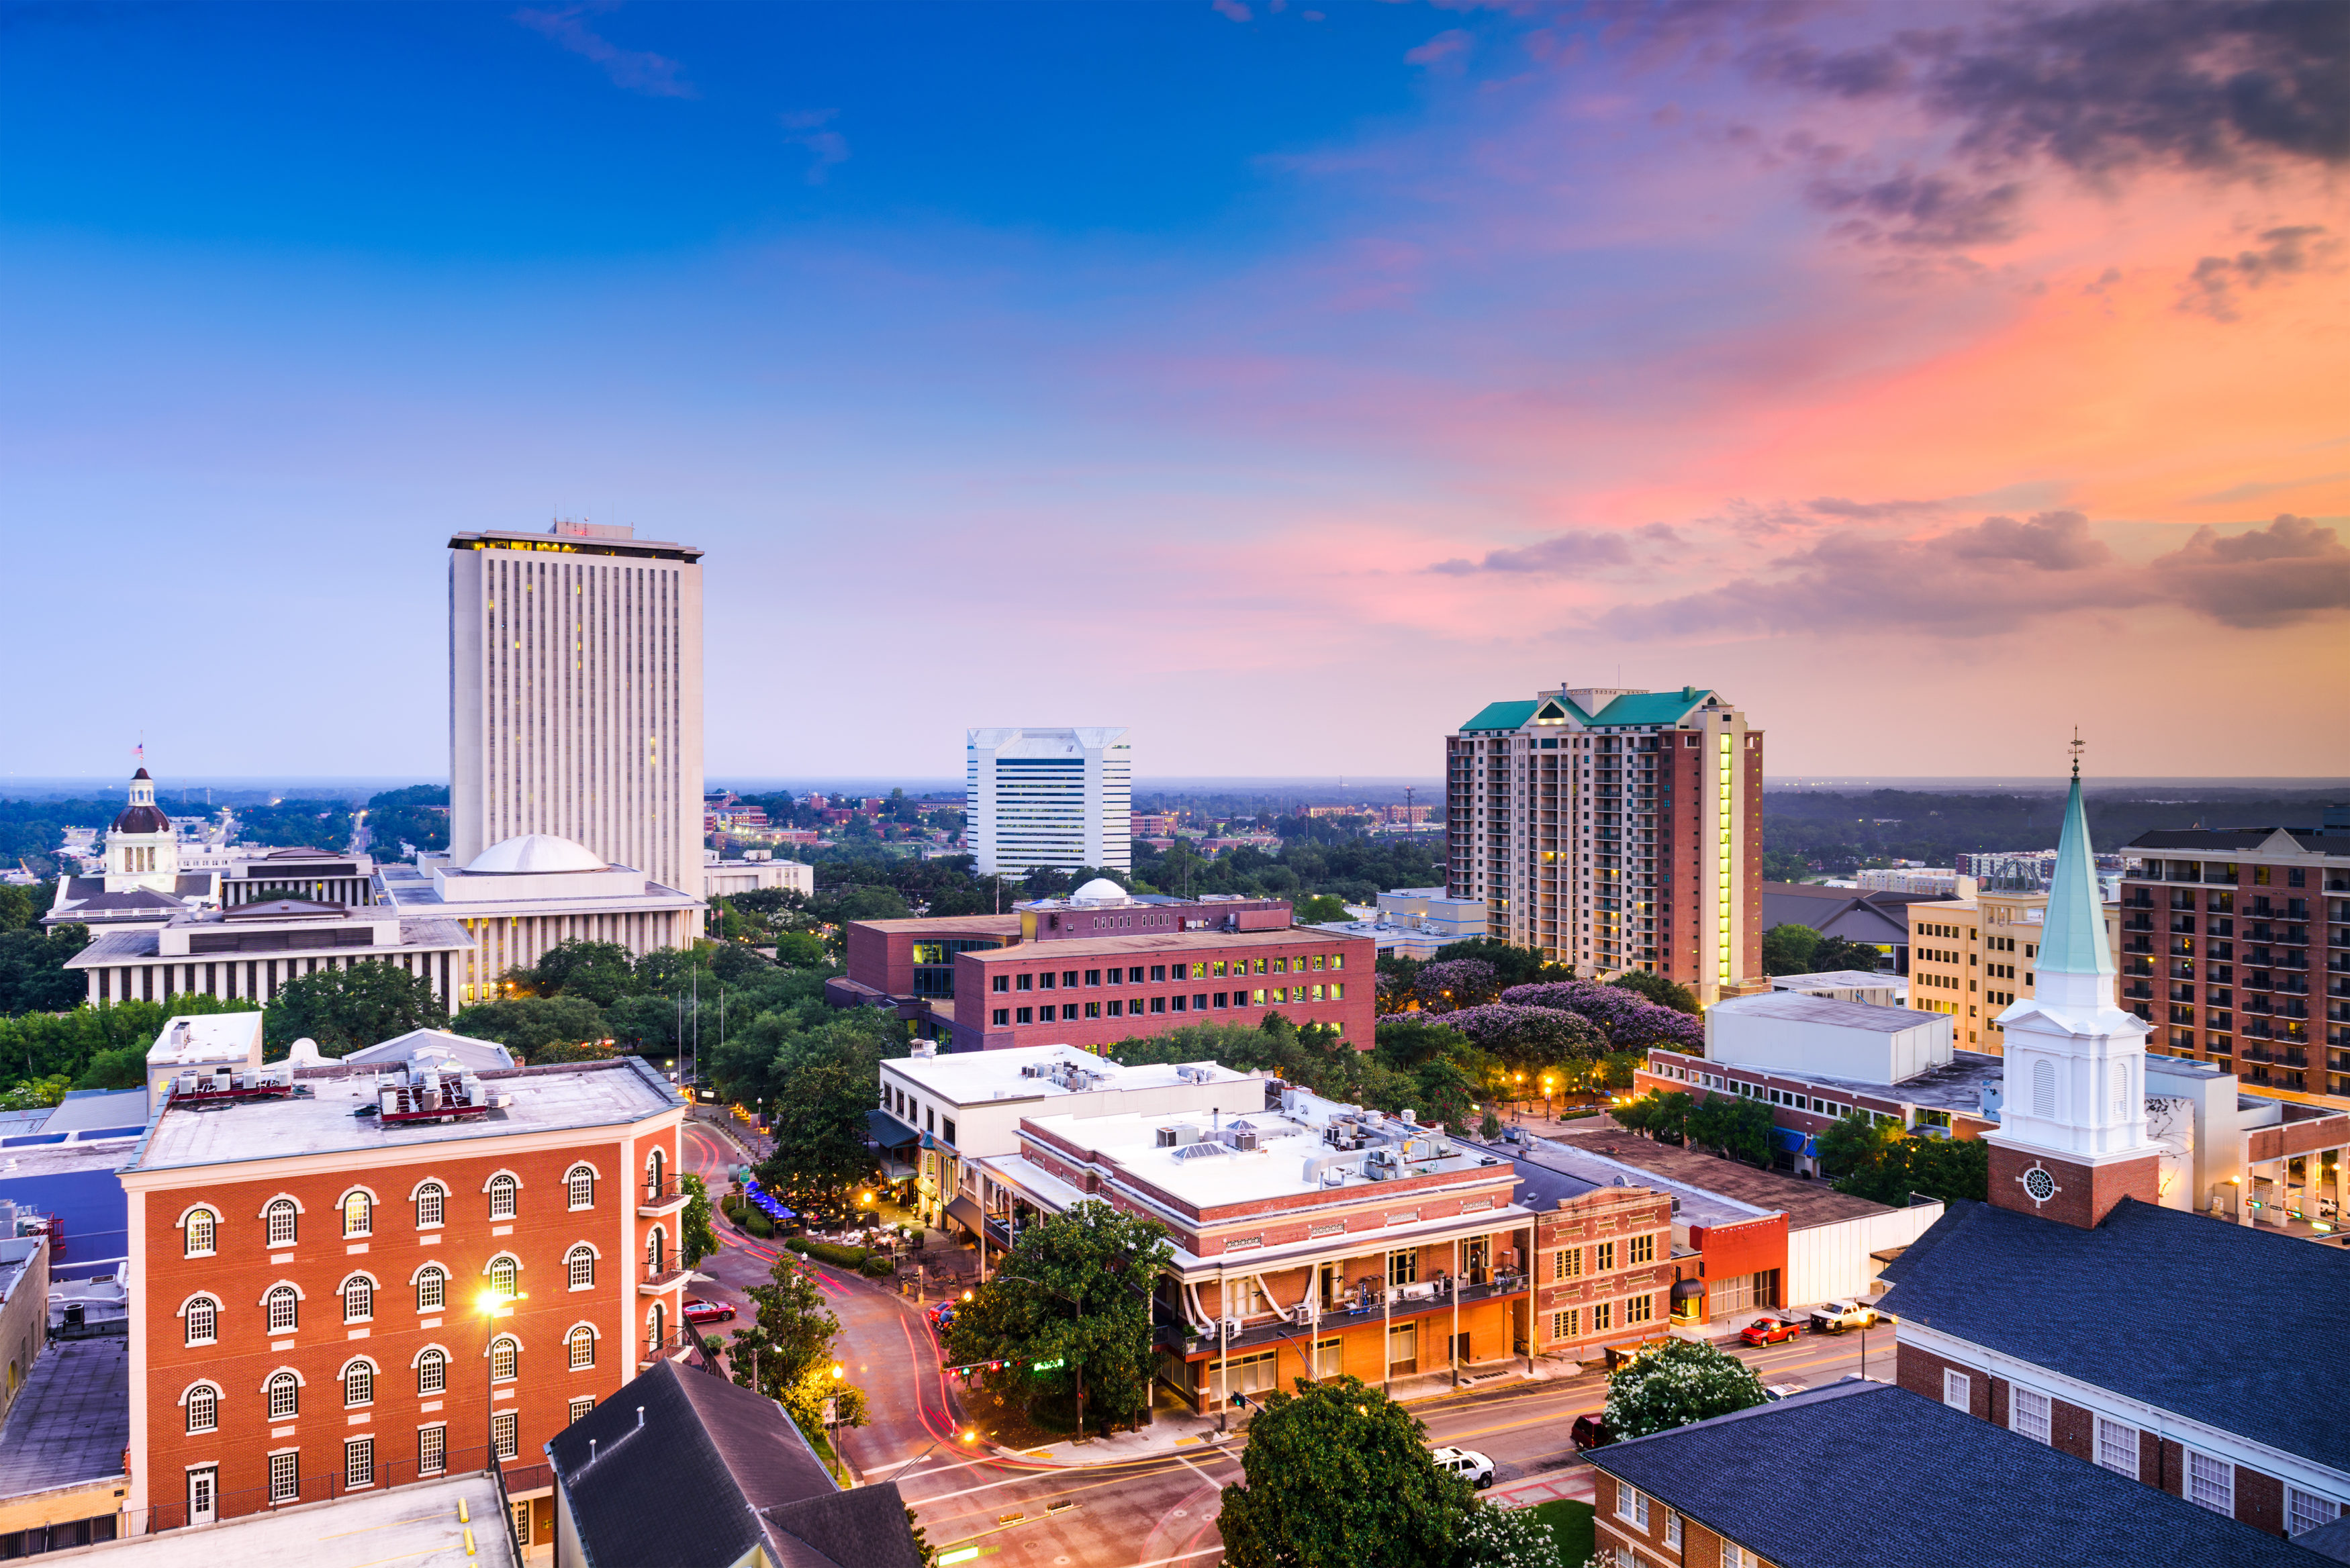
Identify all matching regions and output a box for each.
[1981,740,2161,1228]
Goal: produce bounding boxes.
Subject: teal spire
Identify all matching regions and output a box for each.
[2038,738,2111,977]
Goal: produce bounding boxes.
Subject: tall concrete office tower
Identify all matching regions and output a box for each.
[449,523,705,894]
[966,728,1131,877]
[1444,684,1761,1003]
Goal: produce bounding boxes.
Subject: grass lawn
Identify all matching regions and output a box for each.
[1527,1500,1595,1564]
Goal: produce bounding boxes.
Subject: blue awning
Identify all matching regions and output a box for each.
[1771,1128,1818,1157]
[865,1108,921,1149]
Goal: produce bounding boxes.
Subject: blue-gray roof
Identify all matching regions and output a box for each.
[1589,1381,2317,1568]
[1877,1197,2350,1473]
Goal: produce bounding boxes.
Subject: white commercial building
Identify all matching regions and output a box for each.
[964,726,1131,877]
[873,1042,1264,1233]
[449,522,706,899]
[1706,989,1955,1085]
[702,854,814,900]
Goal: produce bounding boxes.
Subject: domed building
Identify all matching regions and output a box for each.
[45,769,220,934]
[375,831,704,1006]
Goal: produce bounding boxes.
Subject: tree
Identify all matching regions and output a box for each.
[726,1249,869,1438]
[265,961,444,1055]
[1292,893,1350,924]
[1613,1089,1693,1146]
[941,1200,1172,1435]
[1449,1504,1556,1568]
[1686,1095,1773,1166]
[679,1172,718,1265]
[1411,959,1501,1012]
[0,925,91,1016]
[1217,1377,1473,1568]
[74,1044,147,1089]
[1374,1018,1474,1069]
[1427,1004,1607,1072]
[1820,1112,1987,1205]
[520,939,638,1006]
[1760,923,1822,976]
[1809,936,1887,973]
[1425,938,1566,991]
[1607,970,1700,1016]
[1601,1338,1767,1440]
[753,1017,896,1204]
[449,994,609,1063]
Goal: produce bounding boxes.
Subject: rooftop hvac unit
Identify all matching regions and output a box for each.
[1223,1317,1244,1338]
[1229,1130,1260,1152]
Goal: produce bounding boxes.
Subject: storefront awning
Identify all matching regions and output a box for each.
[1771,1127,1818,1157]
[945,1194,986,1234]
[865,1108,921,1150]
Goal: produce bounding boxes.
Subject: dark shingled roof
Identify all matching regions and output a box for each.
[546,1359,920,1568]
[1589,1381,2318,1568]
[1877,1197,2350,1474]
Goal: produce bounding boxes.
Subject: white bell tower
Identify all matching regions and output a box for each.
[103,767,182,895]
[1982,743,2161,1228]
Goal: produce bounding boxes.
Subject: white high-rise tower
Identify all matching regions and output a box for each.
[966,728,1131,877]
[1983,746,2161,1228]
[449,524,704,895]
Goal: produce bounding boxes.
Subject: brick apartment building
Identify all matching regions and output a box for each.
[2113,813,2349,1094]
[118,1052,688,1551]
[1445,685,1761,1003]
[837,887,1371,1052]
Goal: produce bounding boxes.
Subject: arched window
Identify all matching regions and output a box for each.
[567,1245,596,1290]
[416,1349,447,1396]
[489,1336,519,1381]
[645,1147,666,1199]
[266,1199,297,1247]
[267,1285,299,1334]
[567,1166,596,1209]
[267,1372,299,1420]
[342,1275,373,1324]
[647,1302,667,1349]
[487,1173,518,1221]
[416,1265,448,1312]
[342,1191,372,1238]
[645,1227,667,1277]
[184,1209,216,1257]
[184,1297,219,1347]
[185,1385,218,1434]
[487,1255,519,1296]
[415,1182,446,1230]
[343,1361,374,1407]
[567,1326,596,1370]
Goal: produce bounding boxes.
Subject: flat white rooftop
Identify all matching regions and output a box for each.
[126,1057,682,1173]
[883,1044,1258,1106]
[105,1473,513,1568]
[145,1012,263,1069]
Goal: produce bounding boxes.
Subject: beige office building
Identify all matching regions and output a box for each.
[449,522,706,899]
[1906,887,2121,1054]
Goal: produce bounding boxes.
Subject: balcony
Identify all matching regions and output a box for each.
[640,1264,690,1293]
[638,1179,692,1219]
[1154,1273,1531,1356]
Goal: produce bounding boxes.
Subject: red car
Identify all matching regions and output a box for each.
[1740,1316,1803,1346]
[684,1296,736,1326]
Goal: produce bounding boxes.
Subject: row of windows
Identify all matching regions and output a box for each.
[992,953,1346,993]
[992,985,1342,1028]
[1548,1234,1656,1281]
[189,1331,599,1432]
[1550,1293,1655,1340]
[181,1246,611,1343]
[246,1403,595,1504]
[181,1162,633,1256]
[1940,1369,2343,1535]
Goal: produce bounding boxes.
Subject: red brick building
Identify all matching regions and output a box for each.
[120,1055,688,1549]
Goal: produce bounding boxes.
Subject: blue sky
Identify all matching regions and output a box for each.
[3,1,2343,784]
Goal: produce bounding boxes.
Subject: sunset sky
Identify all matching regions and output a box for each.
[3,1,2344,783]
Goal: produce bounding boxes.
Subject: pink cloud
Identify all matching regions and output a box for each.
[1212,0,1253,23]
[1405,29,1473,68]
[512,6,696,98]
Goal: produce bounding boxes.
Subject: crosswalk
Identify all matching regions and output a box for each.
[1488,1466,1594,1510]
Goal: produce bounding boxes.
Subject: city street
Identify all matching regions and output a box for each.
[681,1115,1897,1568]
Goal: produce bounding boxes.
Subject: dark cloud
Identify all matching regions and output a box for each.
[1429,522,1679,576]
[1742,39,1909,99]
[1808,495,1948,519]
[2149,513,2350,628]
[2178,224,2334,320]
[1805,168,2024,247]
[1595,509,2346,641]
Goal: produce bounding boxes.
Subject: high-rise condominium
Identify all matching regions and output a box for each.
[966,728,1131,877]
[1446,685,1760,1003]
[449,523,704,893]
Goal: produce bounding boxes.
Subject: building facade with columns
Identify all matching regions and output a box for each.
[1875,764,2350,1543]
[119,1052,690,1550]
[45,769,220,934]
[64,898,469,1012]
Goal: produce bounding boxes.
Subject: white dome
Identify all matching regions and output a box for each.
[464,833,608,875]
[1069,877,1131,907]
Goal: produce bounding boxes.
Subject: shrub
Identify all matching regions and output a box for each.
[859,1253,896,1278]
[744,1207,775,1240]
[786,1236,872,1269]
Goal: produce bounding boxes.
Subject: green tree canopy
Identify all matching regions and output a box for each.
[1601,1338,1767,1440]
[1760,924,1822,976]
[1217,1377,1474,1568]
[1612,1089,1695,1146]
[449,993,609,1063]
[941,1200,1172,1434]
[1292,893,1350,924]
[745,1013,902,1205]
[1607,970,1701,1015]
[725,1248,869,1439]
[265,961,444,1056]
[1818,1112,1987,1205]
[1685,1095,1774,1167]
[1809,936,1887,973]
[0,923,91,1016]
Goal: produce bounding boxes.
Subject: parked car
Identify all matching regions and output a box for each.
[1807,1300,1885,1334]
[1739,1316,1804,1346]
[1431,1446,1496,1489]
[683,1296,735,1327]
[926,1301,957,1332]
[1570,1414,1614,1451]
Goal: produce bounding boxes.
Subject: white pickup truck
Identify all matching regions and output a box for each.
[1807,1300,1888,1334]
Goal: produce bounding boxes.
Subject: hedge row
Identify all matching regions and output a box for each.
[783,1236,897,1277]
